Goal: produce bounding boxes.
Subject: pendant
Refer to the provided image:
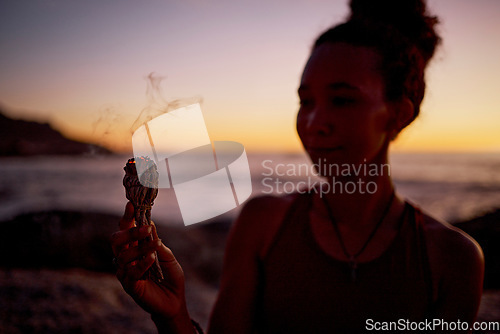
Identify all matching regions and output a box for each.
[349,256,357,282]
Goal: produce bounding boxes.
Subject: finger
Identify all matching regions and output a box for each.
[119,201,136,230]
[111,225,152,255]
[117,238,161,267]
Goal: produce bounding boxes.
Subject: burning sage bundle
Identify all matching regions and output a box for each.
[123,157,164,282]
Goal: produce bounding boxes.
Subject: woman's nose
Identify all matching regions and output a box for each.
[306,106,334,136]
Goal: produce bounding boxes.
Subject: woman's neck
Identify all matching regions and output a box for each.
[318,150,395,229]
[321,175,394,226]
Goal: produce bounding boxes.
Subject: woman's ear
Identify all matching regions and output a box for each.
[387,98,414,139]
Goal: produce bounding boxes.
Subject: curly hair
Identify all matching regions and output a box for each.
[314,0,441,122]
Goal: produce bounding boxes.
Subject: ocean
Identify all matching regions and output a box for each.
[0,152,499,225]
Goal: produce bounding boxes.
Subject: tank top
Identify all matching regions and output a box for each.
[255,193,435,333]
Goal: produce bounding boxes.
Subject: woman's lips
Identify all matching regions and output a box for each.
[306,146,342,155]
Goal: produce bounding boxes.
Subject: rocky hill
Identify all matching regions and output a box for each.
[0,112,110,156]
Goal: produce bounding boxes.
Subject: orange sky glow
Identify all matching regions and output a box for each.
[0,0,499,154]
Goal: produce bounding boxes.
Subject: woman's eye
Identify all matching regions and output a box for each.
[331,97,355,106]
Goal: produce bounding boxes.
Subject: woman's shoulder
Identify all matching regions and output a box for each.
[421,212,483,261]
[419,210,484,282]
[416,208,484,316]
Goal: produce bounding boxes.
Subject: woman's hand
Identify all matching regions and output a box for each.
[111,202,195,333]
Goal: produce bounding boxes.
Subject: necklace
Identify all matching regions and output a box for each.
[321,191,395,282]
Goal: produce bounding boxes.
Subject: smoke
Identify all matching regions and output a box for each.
[92,105,120,138]
[90,104,129,153]
[89,72,202,154]
[130,72,202,133]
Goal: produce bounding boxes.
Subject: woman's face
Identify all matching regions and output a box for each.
[297,42,395,171]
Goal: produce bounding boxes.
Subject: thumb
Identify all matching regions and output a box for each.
[151,222,176,263]
[151,222,184,277]
[119,201,135,230]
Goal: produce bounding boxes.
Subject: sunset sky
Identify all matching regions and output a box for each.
[0,0,499,153]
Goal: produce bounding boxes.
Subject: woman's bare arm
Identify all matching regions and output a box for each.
[208,195,295,334]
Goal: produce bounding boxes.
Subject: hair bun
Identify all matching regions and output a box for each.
[349,0,440,63]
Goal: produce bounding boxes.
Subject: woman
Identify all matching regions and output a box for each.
[111,0,484,332]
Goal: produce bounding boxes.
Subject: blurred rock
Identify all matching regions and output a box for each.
[0,268,155,334]
[0,210,230,331]
[0,211,118,272]
[0,210,231,281]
